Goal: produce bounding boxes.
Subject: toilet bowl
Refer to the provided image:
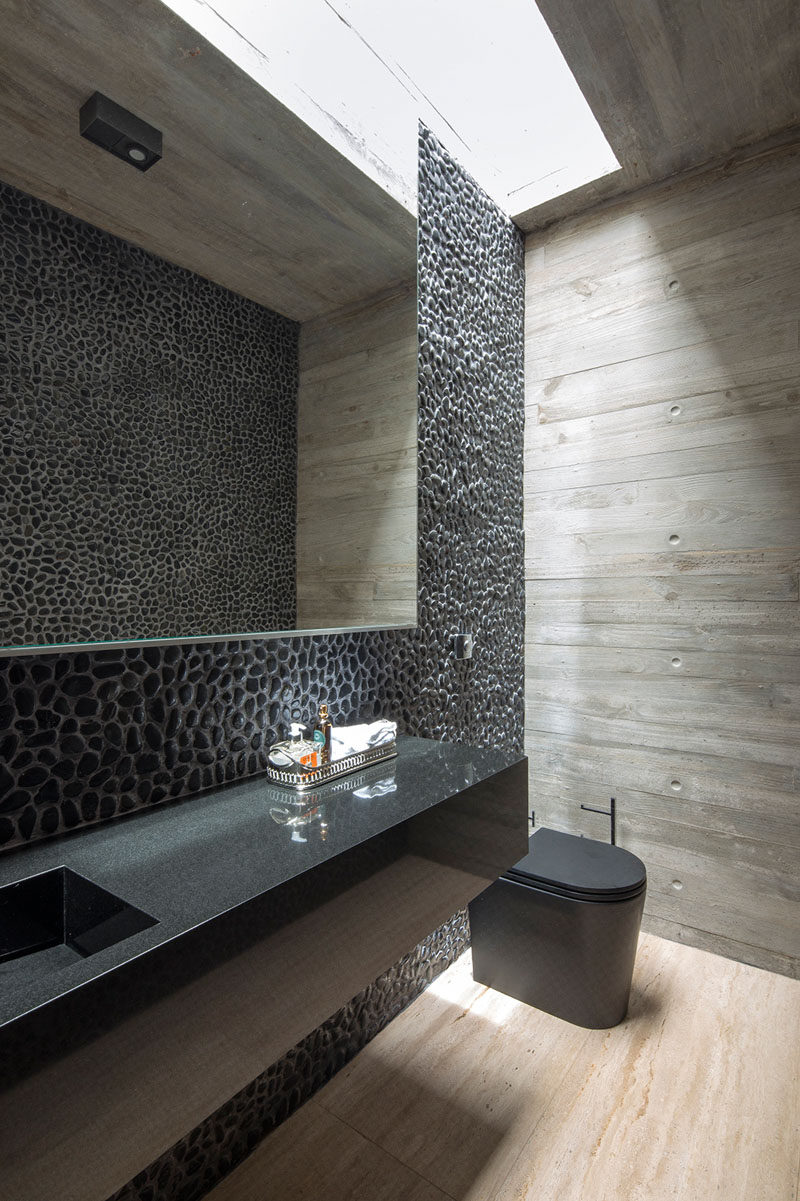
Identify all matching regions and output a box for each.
[469,827,647,1028]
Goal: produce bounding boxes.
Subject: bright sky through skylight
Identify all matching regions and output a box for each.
[162,0,619,215]
[325,0,621,209]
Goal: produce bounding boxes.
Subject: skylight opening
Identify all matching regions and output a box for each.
[162,0,619,216]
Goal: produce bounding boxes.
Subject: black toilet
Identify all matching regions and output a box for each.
[469,827,647,1029]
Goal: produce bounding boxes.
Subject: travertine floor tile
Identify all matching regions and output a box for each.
[315,945,595,1199]
[207,934,800,1201]
[492,935,800,1201]
[204,1100,452,1201]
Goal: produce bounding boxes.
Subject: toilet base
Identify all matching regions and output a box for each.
[469,874,646,1029]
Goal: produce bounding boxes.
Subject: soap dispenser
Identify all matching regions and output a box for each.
[267,723,319,770]
[289,722,320,769]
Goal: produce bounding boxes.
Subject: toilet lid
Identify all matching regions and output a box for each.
[504,827,646,900]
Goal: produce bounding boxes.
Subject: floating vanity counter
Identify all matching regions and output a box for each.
[0,735,526,1201]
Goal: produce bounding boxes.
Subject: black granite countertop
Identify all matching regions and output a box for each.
[0,736,523,1034]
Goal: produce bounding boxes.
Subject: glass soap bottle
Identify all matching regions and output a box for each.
[314,704,333,764]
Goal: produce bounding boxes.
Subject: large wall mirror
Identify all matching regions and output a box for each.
[0,0,418,655]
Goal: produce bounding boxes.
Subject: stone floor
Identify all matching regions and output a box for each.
[206,933,800,1200]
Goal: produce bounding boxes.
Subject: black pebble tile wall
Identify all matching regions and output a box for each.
[0,633,401,848]
[1,126,525,1200]
[0,179,298,647]
[0,125,524,850]
[400,123,525,753]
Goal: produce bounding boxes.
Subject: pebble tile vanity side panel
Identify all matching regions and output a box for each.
[107,912,470,1201]
[0,180,298,647]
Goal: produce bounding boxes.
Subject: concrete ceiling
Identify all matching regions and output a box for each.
[161,0,800,233]
[0,0,416,322]
[0,0,796,298]
[160,0,620,219]
[516,0,800,229]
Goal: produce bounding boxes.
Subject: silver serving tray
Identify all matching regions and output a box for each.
[265,741,397,792]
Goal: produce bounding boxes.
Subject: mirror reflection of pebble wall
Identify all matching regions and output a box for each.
[1,179,300,648]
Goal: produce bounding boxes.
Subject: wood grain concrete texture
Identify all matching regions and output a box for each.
[206,937,800,1201]
[515,0,800,230]
[0,0,415,322]
[296,284,417,629]
[524,142,800,978]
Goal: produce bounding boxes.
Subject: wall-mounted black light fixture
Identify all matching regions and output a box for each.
[79,92,162,172]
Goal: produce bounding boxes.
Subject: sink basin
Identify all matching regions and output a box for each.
[0,867,157,982]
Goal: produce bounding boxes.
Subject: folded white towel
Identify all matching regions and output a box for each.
[331,719,397,761]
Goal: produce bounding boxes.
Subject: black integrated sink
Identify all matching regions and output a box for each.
[0,867,158,982]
